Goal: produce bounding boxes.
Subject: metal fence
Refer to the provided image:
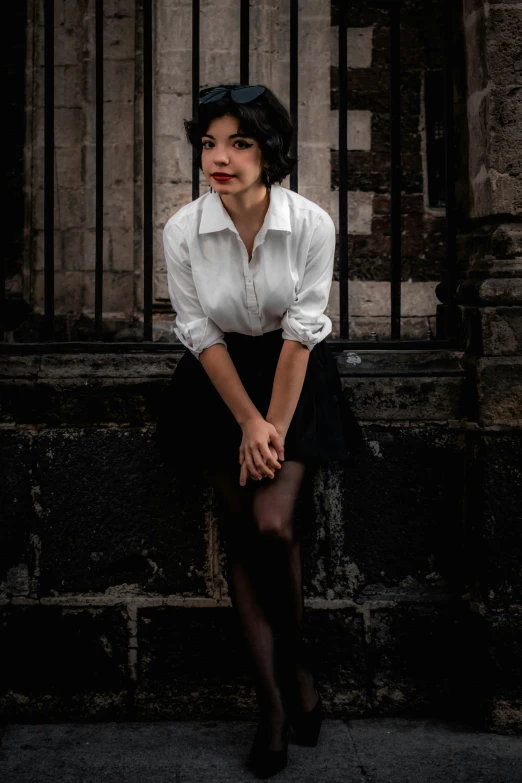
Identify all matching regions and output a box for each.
[1,0,460,352]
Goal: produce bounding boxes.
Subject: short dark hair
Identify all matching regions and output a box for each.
[183,84,298,185]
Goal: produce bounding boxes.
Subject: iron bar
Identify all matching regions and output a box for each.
[389,1,402,340]
[240,0,249,84]
[289,0,298,193]
[43,0,55,341]
[440,0,458,339]
[338,0,349,338]
[143,0,153,341]
[95,0,104,340]
[192,0,200,202]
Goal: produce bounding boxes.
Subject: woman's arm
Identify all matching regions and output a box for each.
[199,343,262,427]
[265,212,336,438]
[200,344,285,482]
[265,340,310,437]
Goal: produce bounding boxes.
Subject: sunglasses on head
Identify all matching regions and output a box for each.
[199,85,266,105]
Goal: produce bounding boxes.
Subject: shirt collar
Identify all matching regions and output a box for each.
[198,184,292,236]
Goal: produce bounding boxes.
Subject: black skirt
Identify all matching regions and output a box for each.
[154,328,364,470]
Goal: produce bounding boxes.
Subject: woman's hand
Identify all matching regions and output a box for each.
[239,417,285,486]
[239,444,282,486]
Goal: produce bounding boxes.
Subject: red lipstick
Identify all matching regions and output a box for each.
[212,174,235,181]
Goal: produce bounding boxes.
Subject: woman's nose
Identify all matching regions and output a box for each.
[213,148,230,163]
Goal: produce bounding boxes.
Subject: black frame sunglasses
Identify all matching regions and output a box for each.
[199,85,266,105]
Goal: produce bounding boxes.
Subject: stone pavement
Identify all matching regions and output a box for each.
[0,717,521,782]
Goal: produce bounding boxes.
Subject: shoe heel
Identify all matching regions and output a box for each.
[289,692,323,746]
[248,717,290,779]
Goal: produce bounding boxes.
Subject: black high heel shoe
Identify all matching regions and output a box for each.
[248,714,290,779]
[286,688,323,746]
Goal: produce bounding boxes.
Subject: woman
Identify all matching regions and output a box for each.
[155,83,364,779]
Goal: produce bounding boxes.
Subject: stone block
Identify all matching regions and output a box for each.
[27,428,211,596]
[100,102,135,140]
[343,376,464,421]
[490,222,522,260]
[462,3,488,96]
[300,428,465,602]
[461,604,522,733]
[330,110,372,151]
[297,142,331,195]
[490,87,522,176]
[486,6,522,88]
[101,270,134,314]
[156,2,193,53]
[154,138,183,184]
[61,0,89,27]
[104,144,134,188]
[302,607,367,715]
[482,606,522,734]
[55,107,83,148]
[54,22,83,67]
[156,93,192,140]
[458,278,522,307]
[0,431,39,599]
[55,145,83,189]
[155,183,193,230]
[473,434,522,606]
[328,281,439,318]
[330,191,373,234]
[47,64,83,109]
[476,356,522,425]
[491,168,522,216]
[153,269,169,303]
[370,602,462,716]
[102,59,135,104]
[85,185,133,229]
[249,0,291,94]
[134,606,255,718]
[55,228,85,272]
[331,27,373,69]
[54,270,89,311]
[135,604,367,718]
[155,50,192,96]
[104,227,135,272]
[480,307,522,355]
[0,605,129,720]
[83,229,100,272]
[33,187,86,231]
[103,14,135,60]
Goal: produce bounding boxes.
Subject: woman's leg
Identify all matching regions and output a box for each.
[208,463,287,751]
[250,461,319,713]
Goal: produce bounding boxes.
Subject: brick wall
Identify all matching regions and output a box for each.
[329,0,448,339]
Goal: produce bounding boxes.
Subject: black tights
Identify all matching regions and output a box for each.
[209,459,317,750]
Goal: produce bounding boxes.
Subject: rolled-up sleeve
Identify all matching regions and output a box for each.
[281,213,335,351]
[163,219,227,361]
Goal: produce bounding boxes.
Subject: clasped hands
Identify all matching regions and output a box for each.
[239,416,286,487]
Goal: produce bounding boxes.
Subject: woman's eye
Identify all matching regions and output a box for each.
[202,140,252,149]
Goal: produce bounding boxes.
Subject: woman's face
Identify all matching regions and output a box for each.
[201,114,266,195]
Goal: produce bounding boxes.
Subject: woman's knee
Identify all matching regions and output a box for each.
[253,510,294,543]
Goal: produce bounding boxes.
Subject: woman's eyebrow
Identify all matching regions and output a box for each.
[202,133,250,139]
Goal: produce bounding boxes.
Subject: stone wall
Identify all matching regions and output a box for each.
[0,349,471,722]
[27,0,139,328]
[13,0,451,342]
[455,0,522,735]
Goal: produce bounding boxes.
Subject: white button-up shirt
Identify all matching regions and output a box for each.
[163,183,336,361]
